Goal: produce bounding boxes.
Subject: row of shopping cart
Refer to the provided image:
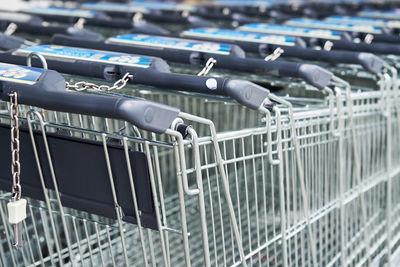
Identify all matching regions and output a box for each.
[0,0,400,266]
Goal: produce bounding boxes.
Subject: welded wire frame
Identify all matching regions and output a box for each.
[187,90,397,267]
[0,103,220,267]
[0,84,400,267]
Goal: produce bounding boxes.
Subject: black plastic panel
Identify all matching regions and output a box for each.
[0,123,158,230]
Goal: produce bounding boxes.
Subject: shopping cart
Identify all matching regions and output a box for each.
[0,48,343,267]
[0,62,227,267]
[1,1,400,266]
[0,45,397,267]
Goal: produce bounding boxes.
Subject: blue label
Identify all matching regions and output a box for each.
[0,63,44,85]
[325,16,400,28]
[359,9,400,20]
[16,45,152,68]
[25,6,97,18]
[239,23,342,40]
[107,34,232,55]
[130,1,194,11]
[286,18,382,34]
[82,2,148,13]
[214,0,271,7]
[182,28,296,46]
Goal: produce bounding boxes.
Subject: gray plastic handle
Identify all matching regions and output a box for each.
[0,67,180,134]
[224,79,271,109]
[278,63,333,89]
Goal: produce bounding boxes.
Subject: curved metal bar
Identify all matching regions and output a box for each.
[26,52,48,69]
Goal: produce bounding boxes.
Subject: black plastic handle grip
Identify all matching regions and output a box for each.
[50,34,331,89]
[331,39,400,55]
[1,48,270,110]
[0,11,43,24]
[277,62,333,89]
[373,33,400,44]
[3,21,103,41]
[0,65,180,133]
[21,8,109,22]
[273,46,384,74]
[216,57,333,89]
[124,70,270,110]
[0,33,29,50]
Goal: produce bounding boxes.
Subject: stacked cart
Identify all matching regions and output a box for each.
[0,0,400,266]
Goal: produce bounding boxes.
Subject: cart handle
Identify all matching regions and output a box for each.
[271,47,385,75]
[0,63,180,134]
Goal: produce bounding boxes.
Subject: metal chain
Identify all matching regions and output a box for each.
[10,93,21,200]
[65,72,133,92]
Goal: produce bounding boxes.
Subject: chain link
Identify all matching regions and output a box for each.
[10,93,21,199]
[74,18,86,29]
[364,34,374,44]
[65,72,133,92]
[5,23,17,36]
[264,47,284,61]
[198,58,216,76]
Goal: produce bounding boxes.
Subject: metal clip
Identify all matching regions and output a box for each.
[181,10,190,18]
[264,47,284,61]
[222,8,231,15]
[5,23,18,36]
[198,58,216,76]
[73,18,86,29]
[364,34,374,44]
[133,12,143,23]
[323,41,334,51]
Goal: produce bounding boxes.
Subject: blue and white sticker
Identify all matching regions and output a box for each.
[107,34,232,55]
[130,1,195,12]
[285,18,382,34]
[325,16,400,29]
[0,63,44,85]
[81,2,148,13]
[25,6,97,18]
[358,9,400,20]
[182,28,296,46]
[214,0,271,7]
[238,23,342,40]
[15,45,152,68]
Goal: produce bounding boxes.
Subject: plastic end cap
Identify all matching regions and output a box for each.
[358,52,384,74]
[298,64,333,89]
[117,99,180,134]
[224,79,270,110]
